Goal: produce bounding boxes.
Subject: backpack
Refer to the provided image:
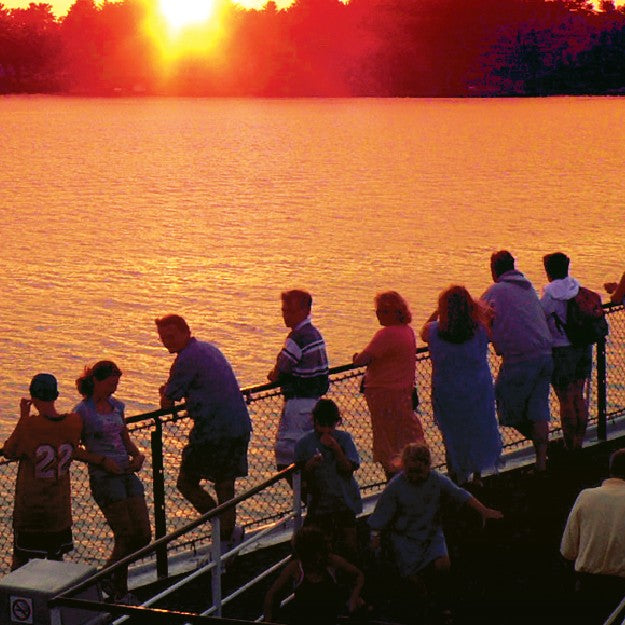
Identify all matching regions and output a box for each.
[556,287,609,347]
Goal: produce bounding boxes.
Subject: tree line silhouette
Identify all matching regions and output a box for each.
[2,0,625,96]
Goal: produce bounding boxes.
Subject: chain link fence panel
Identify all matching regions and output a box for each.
[0,305,623,574]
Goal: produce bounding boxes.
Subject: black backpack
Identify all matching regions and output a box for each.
[554,287,609,347]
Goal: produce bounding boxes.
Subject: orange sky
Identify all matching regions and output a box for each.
[2,0,77,16]
[0,0,282,17]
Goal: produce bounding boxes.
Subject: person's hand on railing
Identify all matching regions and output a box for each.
[160,394,174,410]
[128,452,145,472]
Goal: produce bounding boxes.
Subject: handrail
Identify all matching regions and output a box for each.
[49,464,296,604]
[7,302,625,623]
[86,302,619,428]
[0,301,622,579]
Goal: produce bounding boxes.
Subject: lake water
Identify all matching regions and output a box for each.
[1,95,624,438]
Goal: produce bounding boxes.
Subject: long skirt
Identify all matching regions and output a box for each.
[365,387,425,474]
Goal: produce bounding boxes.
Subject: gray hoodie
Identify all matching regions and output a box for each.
[481,270,553,363]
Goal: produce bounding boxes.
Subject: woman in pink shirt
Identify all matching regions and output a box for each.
[353,291,425,480]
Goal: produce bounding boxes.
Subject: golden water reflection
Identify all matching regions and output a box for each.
[0,96,623,436]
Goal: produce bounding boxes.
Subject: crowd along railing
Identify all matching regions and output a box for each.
[0,304,624,575]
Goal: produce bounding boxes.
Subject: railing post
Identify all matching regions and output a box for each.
[151,417,168,578]
[211,518,222,617]
[292,470,303,531]
[50,607,62,625]
[596,337,607,442]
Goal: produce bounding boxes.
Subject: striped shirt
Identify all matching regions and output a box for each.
[275,319,329,399]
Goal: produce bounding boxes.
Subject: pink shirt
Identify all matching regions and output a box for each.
[363,324,416,390]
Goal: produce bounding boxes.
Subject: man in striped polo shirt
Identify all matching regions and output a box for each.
[268,290,330,471]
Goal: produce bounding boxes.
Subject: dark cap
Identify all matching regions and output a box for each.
[29,373,59,402]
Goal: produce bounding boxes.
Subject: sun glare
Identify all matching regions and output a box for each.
[158,0,216,31]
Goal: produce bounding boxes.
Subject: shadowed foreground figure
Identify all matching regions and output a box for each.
[561,447,625,624]
[262,525,365,625]
[368,443,503,624]
[295,399,362,562]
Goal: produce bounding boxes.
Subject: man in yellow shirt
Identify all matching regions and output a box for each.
[561,448,625,623]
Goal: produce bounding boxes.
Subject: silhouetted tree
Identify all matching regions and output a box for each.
[3,0,625,96]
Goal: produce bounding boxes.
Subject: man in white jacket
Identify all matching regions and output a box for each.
[540,252,592,452]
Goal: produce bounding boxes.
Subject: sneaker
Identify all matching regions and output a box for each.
[100,578,115,602]
[220,525,245,557]
[230,525,245,550]
[217,525,245,573]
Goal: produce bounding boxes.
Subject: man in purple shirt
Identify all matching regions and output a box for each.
[156,314,251,545]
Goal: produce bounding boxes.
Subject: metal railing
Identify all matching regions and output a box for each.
[49,466,302,623]
[1,304,624,576]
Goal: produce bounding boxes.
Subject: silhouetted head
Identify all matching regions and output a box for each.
[292,525,330,569]
[437,285,478,344]
[491,250,515,282]
[543,252,570,281]
[312,399,341,428]
[29,373,59,402]
[76,360,122,399]
[155,314,192,353]
[609,449,625,480]
[375,291,412,326]
[280,290,312,328]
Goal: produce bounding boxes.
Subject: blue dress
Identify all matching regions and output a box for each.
[427,322,502,482]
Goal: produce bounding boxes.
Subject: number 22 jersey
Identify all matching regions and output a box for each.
[3,412,83,532]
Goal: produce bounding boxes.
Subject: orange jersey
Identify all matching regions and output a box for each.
[3,412,83,531]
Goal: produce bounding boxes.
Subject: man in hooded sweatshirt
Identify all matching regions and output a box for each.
[540,252,592,452]
[481,250,553,472]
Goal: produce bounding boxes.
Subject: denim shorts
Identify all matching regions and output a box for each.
[495,353,553,428]
[89,472,145,509]
[552,345,592,388]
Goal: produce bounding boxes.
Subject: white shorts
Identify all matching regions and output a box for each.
[274,397,318,466]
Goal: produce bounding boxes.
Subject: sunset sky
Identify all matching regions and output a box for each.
[3,0,77,15]
[0,0,286,17]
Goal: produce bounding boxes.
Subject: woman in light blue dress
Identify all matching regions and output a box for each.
[421,285,501,485]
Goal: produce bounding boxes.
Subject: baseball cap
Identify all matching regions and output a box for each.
[29,373,59,401]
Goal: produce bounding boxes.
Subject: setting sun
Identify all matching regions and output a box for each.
[158,0,216,31]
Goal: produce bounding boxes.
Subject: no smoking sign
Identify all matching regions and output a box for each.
[10,596,33,624]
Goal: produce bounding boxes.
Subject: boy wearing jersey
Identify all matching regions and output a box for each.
[2,373,85,570]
